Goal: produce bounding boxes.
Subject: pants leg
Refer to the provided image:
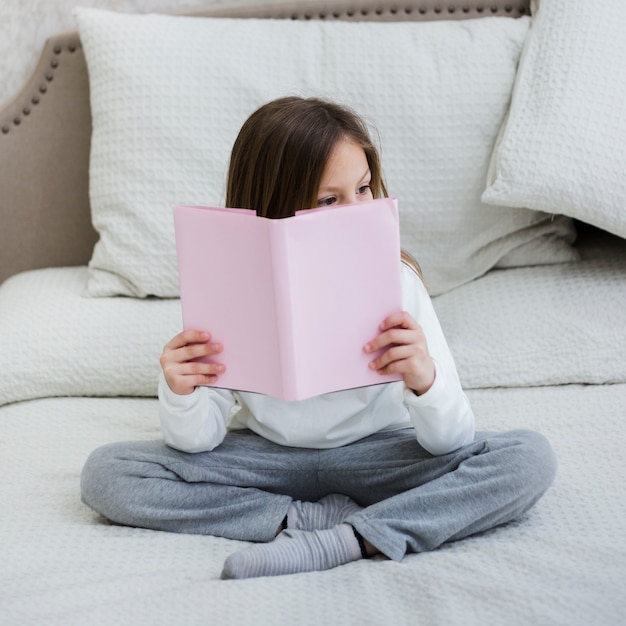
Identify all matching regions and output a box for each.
[81,427,556,560]
[81,430,327,542]
[316,428,557,561]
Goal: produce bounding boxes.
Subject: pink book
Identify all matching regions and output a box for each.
[173,197,403,401]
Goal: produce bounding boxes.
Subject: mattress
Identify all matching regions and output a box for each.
[434,229,626,389]
[1,385,624,625]
[1,229,625,625]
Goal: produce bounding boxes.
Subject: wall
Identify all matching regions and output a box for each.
[0,0,272,107]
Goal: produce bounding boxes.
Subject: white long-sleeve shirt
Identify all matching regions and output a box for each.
[159,264,475,456]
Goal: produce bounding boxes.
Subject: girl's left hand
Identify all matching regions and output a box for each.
[364,311,436,396]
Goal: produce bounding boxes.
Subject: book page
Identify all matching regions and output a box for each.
[173,205,285,397]
[282,198,403,398]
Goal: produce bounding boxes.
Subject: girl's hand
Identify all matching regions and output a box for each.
[160,330,225,395]
[364,311,436,396]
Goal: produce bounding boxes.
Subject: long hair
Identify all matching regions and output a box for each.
[226,97,386,219]
[226,96,423,281]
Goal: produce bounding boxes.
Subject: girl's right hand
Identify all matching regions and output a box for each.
[160,330,225,395]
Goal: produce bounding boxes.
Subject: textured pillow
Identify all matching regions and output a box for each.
[75,8,577,298]
[482,0,626,239]
[0,267,181,406]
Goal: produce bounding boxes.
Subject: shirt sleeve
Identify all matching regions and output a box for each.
[401,265,475,455]
[158,372,236,453]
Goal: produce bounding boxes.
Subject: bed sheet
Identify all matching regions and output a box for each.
[2,230,625,408]
[434,229,626,389]
[1,385,624,626]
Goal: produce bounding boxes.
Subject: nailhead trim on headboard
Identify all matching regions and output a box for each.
[285,4,529,20]
[174,1,530,22]
[1,42,82,135]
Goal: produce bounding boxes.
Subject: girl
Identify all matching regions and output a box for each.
[81,96,557,579]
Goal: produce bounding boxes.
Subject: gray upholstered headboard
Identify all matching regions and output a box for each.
[0,0,530,284]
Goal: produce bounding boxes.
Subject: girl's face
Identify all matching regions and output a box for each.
[316,139,374,207]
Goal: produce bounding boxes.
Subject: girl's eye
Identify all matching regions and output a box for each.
[317,196,337,207]
[358,185,371,195]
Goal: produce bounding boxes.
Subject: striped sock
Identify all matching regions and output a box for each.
[220,524,362,580]
[287,494,363,531]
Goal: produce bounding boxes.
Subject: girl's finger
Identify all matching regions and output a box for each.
[182,361,225,376]
[365,327,417,354]
[379,311,417,332]
[369,343,414,372]
[180,340,223,361]
[166,329,211,351]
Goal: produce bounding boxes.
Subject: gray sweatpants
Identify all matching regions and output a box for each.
[81,428,556,561]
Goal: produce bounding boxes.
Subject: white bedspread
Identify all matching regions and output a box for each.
[1,385,624,625]
[434,230,626,389]
[1,229,625,625]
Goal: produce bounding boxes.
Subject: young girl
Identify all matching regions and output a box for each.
[81,96,557,579]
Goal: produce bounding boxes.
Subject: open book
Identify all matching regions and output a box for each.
[173,197,403,401]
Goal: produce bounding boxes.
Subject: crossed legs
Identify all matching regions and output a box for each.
[81,428,557,578]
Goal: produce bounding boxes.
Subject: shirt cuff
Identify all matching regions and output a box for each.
[402,359,446,408]
[158,371,203,411]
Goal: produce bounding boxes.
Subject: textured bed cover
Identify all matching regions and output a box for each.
[1,386,624,625]
[1,230,625,625]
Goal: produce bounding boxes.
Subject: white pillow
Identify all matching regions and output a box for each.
[75,8,577,298]
[482,0,626,239]
[0,267,181,406]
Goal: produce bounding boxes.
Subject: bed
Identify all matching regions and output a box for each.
[1,0,625,624]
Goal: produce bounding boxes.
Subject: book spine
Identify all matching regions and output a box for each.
[268,220,299,400]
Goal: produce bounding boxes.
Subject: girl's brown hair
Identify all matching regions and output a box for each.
[226,96,386,219]
[226,96,423,280]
